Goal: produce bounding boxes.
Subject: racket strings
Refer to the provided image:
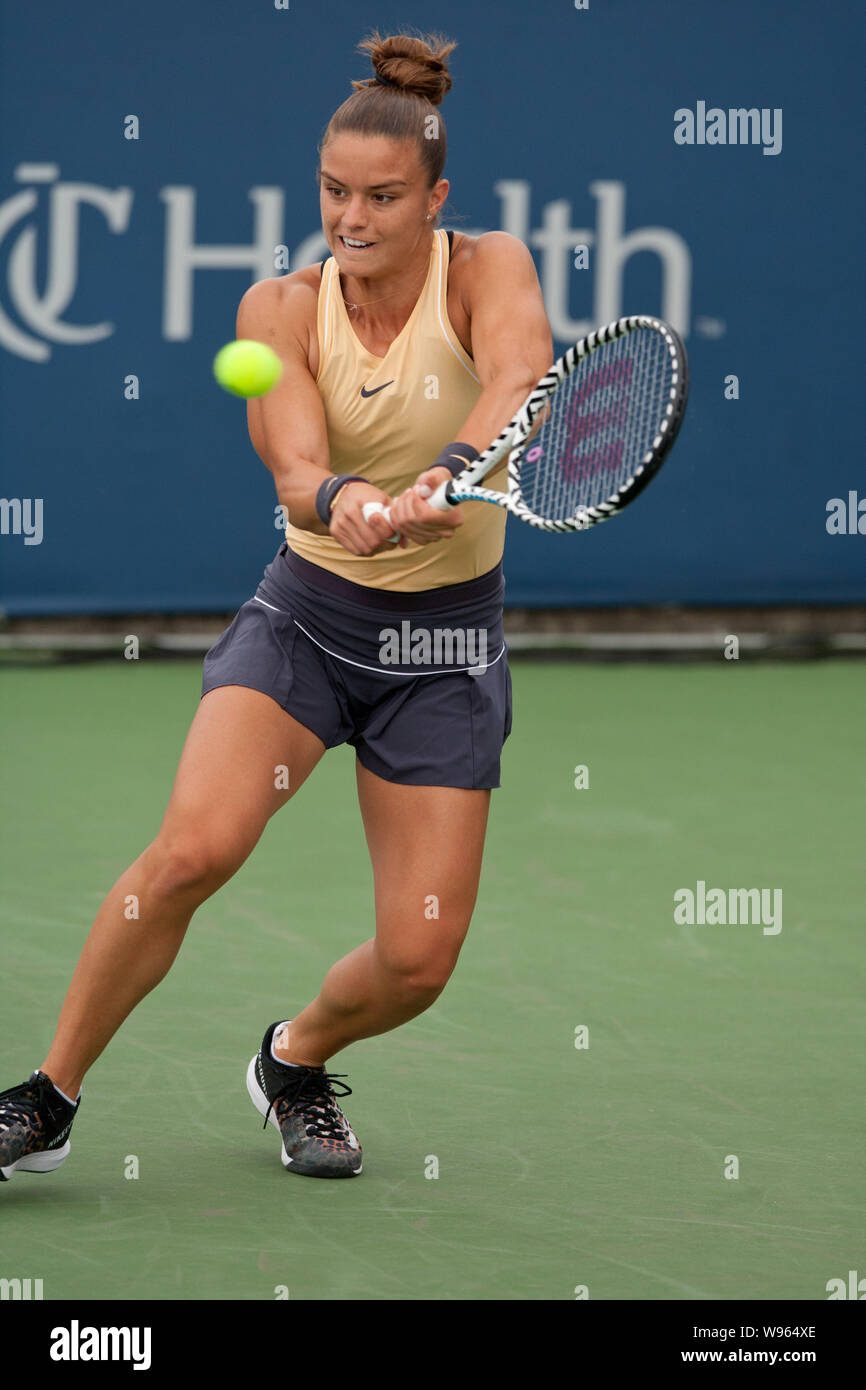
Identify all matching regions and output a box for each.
[515,329,675,520]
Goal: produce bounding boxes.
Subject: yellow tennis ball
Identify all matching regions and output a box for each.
[213,339,282,398]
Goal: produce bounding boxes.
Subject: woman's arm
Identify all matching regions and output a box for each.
[454,230,554,446]
[238,277,397,552]
[389,232,553,541]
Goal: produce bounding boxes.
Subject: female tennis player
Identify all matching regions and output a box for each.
[0,29,552,1181]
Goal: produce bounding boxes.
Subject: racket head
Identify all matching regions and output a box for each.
[505,316,689,531]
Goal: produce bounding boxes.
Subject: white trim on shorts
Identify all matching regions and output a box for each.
[252,595,505,676]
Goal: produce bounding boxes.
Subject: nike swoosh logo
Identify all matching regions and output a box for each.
[360,381,394,397]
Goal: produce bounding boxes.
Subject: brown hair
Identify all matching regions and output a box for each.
[317,29,457,211]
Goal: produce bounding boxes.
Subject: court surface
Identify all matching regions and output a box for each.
[0,657,862,1301]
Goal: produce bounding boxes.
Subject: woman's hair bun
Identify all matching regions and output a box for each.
[353,29,457,107]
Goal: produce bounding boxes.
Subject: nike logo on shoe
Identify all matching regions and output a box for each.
[360,381,394,397]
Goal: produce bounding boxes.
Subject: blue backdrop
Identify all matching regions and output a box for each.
[0,0,862,614]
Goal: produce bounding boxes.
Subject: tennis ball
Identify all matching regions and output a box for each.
[213,339,282,398]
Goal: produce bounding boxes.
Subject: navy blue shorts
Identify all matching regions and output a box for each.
[201,542,513,789]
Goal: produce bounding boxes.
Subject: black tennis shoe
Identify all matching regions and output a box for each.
[0,1070,80,1182]
[246,1022,362,1178]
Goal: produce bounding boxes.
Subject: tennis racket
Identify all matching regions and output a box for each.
[362,315,688,538]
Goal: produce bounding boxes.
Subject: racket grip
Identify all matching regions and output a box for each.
[427,478,457,511]
[361,500,400,542]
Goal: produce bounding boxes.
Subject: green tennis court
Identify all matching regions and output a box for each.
[1,658,862,1301]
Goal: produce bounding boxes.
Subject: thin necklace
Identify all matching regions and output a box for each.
[340,219,434,311]
[342,272,427,313]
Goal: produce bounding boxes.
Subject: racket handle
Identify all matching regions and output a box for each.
[361,500,400,542]
[427,477,457,510]
[362,480,456,538]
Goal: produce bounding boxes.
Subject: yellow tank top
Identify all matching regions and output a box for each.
[284,228,507,591]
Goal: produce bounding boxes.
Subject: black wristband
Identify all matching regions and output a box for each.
[432,441,480,479]
[315,474,367,527]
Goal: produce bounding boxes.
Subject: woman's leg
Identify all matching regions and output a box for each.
[40,687,326,1097]
[277,760,491,1067]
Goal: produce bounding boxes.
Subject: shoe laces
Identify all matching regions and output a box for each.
[264,1068,354,1140]
[0,1073,65,1132]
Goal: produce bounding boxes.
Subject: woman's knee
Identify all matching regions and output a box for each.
[373,933,465,999]
[145,834,247,901]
